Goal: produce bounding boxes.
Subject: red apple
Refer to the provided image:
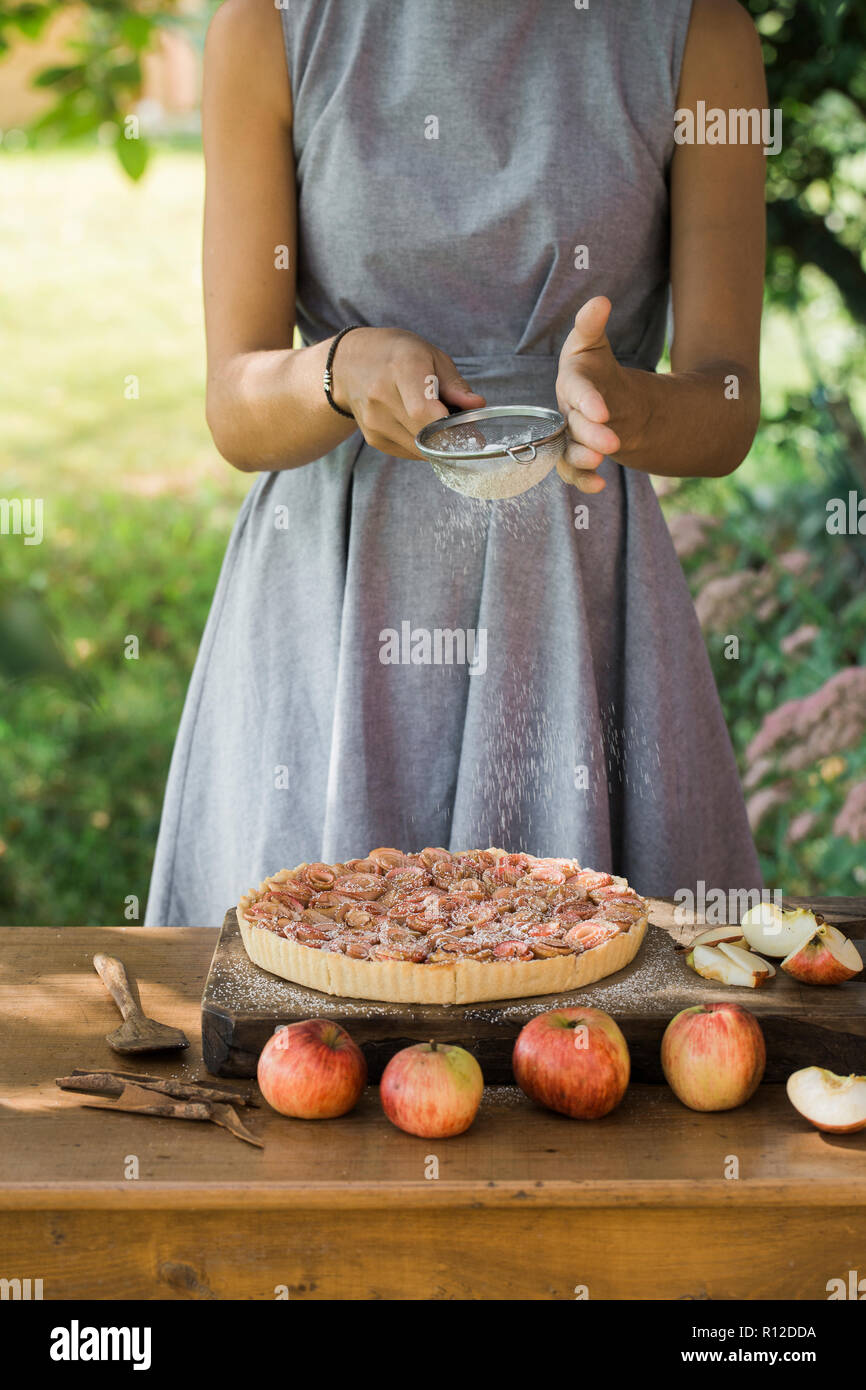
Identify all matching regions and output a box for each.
[661,1003,765,1111]
[780,924,863,986]
[380,1041,483,1138]
[257,1019,367,1119]
[512,1007,630,1119]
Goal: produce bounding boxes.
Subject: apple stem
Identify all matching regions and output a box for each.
[429,1040,437,1051]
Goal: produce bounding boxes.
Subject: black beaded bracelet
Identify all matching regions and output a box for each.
[323,324,365,418]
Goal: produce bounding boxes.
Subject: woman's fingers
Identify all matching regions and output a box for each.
[365,393,428,458]
[560,375,609,424]
[432,350,487,411]
[556,456,607,493]
[368,430,422,459]
[563,406,620,457]
[559,432,608,494]
[372,356,452,457]
[392,351,487,457]
[568,295,613,354]
[564,439,605,470]
[557,353,611,421]
[437,377,486,412]
[392,380,450,458]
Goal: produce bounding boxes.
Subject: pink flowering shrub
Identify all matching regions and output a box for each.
[664,480,866,895]
[666,512,719,561]
[780,625,820,656]
[786,810,819,845]
[746,668,866,772]
[834,781,866,843]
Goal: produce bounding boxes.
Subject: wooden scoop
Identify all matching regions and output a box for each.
[93,953,189,1054]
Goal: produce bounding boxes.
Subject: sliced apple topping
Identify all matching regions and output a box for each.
[786,1067,866,1133]
[740,901,823,959]
[781,924,863,986]
[687,942,773,989]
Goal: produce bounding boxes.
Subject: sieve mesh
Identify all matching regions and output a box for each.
[423,412,551,457]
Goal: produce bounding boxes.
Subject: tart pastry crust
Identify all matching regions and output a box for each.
[237,847,648,1004]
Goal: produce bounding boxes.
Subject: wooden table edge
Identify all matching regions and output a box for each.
[3,1178,866,1212]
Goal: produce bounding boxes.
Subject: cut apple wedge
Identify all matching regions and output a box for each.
[717,940,776,978]
[740,901,822,959]
[675,926,747,954]
[786,1067,866,1133]
[781,924,863,986]
[687,942,773,988]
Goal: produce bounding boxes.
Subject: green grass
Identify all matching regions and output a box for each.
[0,149,248,924]
[0,147,233,490]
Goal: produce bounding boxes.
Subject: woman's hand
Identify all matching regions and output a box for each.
[555,297,637,494]
[331,327,486,458]
[555,1,766,492]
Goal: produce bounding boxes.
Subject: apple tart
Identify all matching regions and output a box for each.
[236,847,649,1004]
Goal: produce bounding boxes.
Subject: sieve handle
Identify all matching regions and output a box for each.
[506,443,537,465]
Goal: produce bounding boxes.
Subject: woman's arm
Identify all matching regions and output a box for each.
[556,0,766,492]
[202,0,353,471]
[202,0,484,472]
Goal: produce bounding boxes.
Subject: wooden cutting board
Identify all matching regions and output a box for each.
[201,899,866,1082]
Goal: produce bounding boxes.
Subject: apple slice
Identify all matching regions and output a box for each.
[786,1067,866,1133]
[717,940,775,979]
[781,924,863,986]
[687,943,772,988]
[740,901,822,958]
[675,926,747,954]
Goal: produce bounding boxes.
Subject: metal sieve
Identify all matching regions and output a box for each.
[415,405,567,500]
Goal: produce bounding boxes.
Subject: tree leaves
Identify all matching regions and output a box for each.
[755,0,866,323]
[0,4,53,49]
[32,62,85,89]
[115,125,149,180]
[0,2,186,178]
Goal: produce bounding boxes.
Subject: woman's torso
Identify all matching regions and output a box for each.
[145,0,763,926]
[285,0,692,370]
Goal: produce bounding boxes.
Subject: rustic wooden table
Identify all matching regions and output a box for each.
[1,921,864,1301]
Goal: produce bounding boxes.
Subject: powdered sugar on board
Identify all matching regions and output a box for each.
[207,926,408,1020]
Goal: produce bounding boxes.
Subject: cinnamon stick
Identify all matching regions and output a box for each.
[72,1082,264,1149]
[60,1070,257,1107]
[81,1083,213,1121]
[208,1103,265,1148]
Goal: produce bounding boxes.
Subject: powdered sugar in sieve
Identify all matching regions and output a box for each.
[416,406,567,500]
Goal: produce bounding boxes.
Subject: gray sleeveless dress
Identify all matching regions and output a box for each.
[146,0,761,928]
